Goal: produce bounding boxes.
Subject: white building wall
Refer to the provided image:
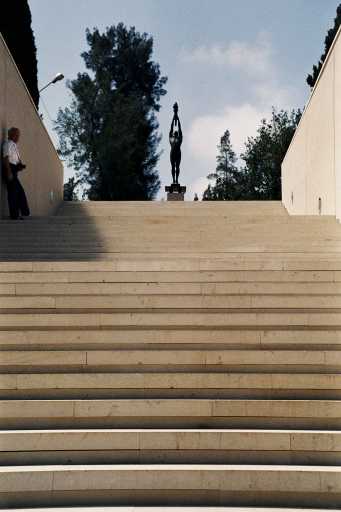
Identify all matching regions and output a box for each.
[282,27,341,218]
[0,34,63,218]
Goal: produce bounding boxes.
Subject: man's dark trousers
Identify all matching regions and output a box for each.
[6,172,30,220]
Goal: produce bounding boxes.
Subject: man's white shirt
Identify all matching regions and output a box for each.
[3,140,20,165]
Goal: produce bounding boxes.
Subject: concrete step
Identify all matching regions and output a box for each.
[2,373,341,399]
[2,224,336,233]
[6,281,341,295]
[4,251,341,262]
[3,311,341,329]
[0,349,340,371]
[5,244,341,254]
[2,229,340,239]
[0,464,340,508]
[0,227,338,239]
[5,293,341,309]
[6,217,302,224]
[3,257,341,271]
[0,223,338,232]
[9,223,329,232]
[1,429,340,465]
[0,508,334,512]
[0,258,341,270]
[2,256,341,268]
[3,223,336,237]
[3,201,341,509]
[1,328,340,350]
[0,215,333,225]
[1,399,341,429]
[57,200,288,214]
[0,270,337,284]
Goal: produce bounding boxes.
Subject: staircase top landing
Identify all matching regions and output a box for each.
[57,201,288,217]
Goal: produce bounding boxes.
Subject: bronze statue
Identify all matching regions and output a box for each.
[169,102,183,185]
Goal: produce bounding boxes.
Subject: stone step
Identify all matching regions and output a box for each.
[0,270,337,284]
[2,224,335,236]
[0,227,337,238]
[1,373,341,399]
[1,228,339,238]
[8,223,322,232]
[2,224,335,232]
[0,429,340,465]
[6,281,341,295]
[4,294,341,310]
[4,251,341,263]
[0,349,340,370]
[3,311,341,329]
[57,200,286,208]
[0,464,340,508]
[1,399,341,429]
[53,211,289,220]
[3,258,341,271]
[57,199,287,213]
[2,232,338,243]
[1,328,340,350]
[0,508,334,512]
[4,243,341,253]
[0,215,332,224]
[0,257,318,267]
[0,220,336,227]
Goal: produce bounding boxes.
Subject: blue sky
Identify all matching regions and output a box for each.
[30,0,339,199]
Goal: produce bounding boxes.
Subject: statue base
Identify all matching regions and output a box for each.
[165,184,186,201]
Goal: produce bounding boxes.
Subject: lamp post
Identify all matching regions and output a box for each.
[39,73,64,93]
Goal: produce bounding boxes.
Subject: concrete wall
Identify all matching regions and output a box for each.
[0,34,63,218]
[282,27,341,218]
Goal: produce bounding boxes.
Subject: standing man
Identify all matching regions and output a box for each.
[2,127,30,220]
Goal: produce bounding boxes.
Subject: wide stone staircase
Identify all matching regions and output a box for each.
[1,201,341,508]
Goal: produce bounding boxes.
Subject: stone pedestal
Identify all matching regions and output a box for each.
[165,184,186,201]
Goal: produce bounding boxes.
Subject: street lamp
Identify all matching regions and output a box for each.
[39,73,64,93]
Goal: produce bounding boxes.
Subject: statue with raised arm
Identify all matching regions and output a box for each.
[169,102,183,185]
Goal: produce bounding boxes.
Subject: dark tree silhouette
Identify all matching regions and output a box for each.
[307,4,341,88]
[203,109,301,201]
[203,130,239,200]
[56,24,167,201]
[63,177,79,201]
[0,0,39,108]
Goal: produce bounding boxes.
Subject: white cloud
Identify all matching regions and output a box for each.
[161,32,305,200]
[254,82,299,112]
[185,33,300,171]
[188,176,210,199]
[181,32,274,79]
[187,103,268,165]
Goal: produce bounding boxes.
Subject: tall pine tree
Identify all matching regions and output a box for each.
[203,130,238,200]
[63,177,80,201]
[203,109,301,201]
[240,109,301,200]
[56,24,167,200]
[0,0,39,108]
[307,4,341,88]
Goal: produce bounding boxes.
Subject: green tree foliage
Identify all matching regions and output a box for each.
[0,0,39,108]
[55,24,167,201]
[307,4,341,88]
[203,130,238,200]
[240,109,302,200]
[63,177,79,201]
[203,109,301,201]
